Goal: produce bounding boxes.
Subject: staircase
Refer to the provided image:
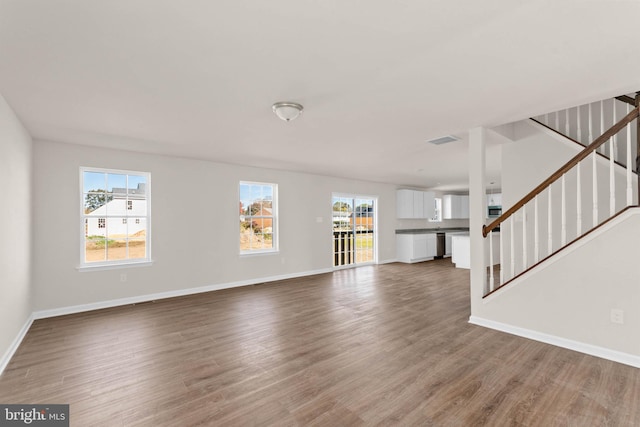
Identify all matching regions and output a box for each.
[482,93,640,297]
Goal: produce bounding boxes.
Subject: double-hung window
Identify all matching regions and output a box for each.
[239,181,278,254]
[80,167,151,268]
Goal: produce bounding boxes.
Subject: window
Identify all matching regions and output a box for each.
[239,181,277,253]
[429,198,442,222]
[80,167,151,267]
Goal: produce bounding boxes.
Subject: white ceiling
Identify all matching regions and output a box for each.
[1,1,639,191]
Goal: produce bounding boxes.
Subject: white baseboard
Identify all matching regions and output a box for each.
[33,267,334,320]
[378,258,398,265]
[0,314,34,376]
[469,316,640,369]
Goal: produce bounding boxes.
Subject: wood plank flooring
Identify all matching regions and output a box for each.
[1,259,640,426]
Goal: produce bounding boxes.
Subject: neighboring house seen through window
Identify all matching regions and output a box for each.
[239,181,277,253]
[81,167,151,267]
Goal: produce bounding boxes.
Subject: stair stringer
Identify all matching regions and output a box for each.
[471,208,640,368]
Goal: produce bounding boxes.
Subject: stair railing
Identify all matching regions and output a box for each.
[533,95,638,168]
[482,100,640,297]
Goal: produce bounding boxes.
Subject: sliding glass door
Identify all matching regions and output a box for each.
[332,194,376,267]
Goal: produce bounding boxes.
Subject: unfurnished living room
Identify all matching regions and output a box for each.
[2,1,640,426]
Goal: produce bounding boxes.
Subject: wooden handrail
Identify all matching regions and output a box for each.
[616,95,635,106]
[483,106,639,237]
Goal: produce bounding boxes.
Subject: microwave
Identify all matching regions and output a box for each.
[488,205,502,218]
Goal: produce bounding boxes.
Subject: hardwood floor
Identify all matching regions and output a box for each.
[1,259,640,426]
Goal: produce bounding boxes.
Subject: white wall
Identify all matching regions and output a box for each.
[32,140,399,311]
[0,93,33,366]
[475,210,640,359]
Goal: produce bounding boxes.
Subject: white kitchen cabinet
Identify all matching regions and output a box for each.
[397,189,414,218]
[445,234,453,257]
[442,194,469,219]
[413,191,424,218]
[451,232,500,269]
[397,190,435,219]
[397,233,437,263]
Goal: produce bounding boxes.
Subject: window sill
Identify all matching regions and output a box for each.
[239,250,279,258]
[77,260,154,272]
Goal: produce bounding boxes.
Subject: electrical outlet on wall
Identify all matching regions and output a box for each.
[610,308,624,324]
[120,273,127,283]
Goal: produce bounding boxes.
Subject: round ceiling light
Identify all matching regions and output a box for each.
[272,102,303,122]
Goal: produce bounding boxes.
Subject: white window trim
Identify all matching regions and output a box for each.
[239,181,279,255]
[78,167,153,271]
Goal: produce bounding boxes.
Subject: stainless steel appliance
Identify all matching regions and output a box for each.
[488,205,502,218]
[436,232,445,258]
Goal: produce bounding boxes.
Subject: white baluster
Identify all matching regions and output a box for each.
[548,186,553,255]
[499,225,504,286]
[612,99,617,162]
[510,216,515,277]
[610,139,615,216]
[545,113,550,126]
[576,163,582,235]
[555,111,560,130]
[522,206,527,271]
[593,151,599,227]
[565,109,570,135]
[627,104,633,206]
[588,103,593,144]
[534,196,539,263]
[577,105,582,143]
[600,100,605,154]
[489,230,494,291]
[561,174,567,246]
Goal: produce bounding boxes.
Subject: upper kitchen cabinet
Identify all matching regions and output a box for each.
[442,194,469,219]
[397,189,435,219]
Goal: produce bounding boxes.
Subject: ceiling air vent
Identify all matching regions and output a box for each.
[427,135,459,145]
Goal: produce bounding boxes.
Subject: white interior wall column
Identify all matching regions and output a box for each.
[469,127,486,315]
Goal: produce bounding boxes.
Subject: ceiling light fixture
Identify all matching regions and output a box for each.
[272,102,303,122]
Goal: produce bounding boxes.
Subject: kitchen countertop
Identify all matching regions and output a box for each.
[395,228,469,234]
